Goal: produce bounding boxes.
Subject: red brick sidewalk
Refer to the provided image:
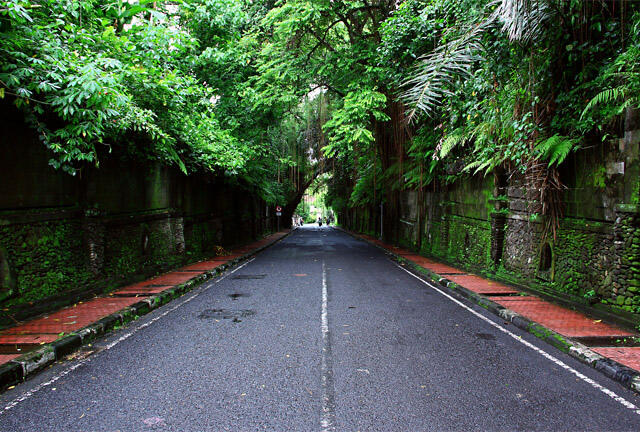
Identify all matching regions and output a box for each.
[0,230,290,366]
[356,233,640,372]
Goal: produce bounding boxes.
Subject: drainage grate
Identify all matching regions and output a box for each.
[231,274,267,280]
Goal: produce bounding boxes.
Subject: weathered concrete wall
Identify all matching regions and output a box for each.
[0,105,275,307]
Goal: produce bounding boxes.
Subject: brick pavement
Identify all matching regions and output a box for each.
[592,347,640,371]
[490,297,635,338]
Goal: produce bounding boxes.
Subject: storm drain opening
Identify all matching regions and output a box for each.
[231,274,267,280]
[198,309,256,323]
[573,336,640,348]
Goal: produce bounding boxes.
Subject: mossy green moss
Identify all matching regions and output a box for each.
[0,219,91,305]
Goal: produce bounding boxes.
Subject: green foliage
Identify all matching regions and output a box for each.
[1,1,197,173]
[534,135,579,167]
[395,0,637,187]
[3,0,639,230]
[0,0,331,207]
[323,88,389,157]
[581,14,640,124]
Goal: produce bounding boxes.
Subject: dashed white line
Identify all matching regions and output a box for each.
[395,263,640,416]
[0,258,255,415]
[321,261,329,336]
[320,260,336,431]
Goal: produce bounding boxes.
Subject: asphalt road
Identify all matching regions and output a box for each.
[1,226,640,431]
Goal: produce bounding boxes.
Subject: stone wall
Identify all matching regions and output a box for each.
[402,175,494,270]
[0,105,275,307]
[341,112,640,318]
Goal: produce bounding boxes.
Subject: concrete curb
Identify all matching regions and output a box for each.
[0,229,294,392]
[339,227,640,395]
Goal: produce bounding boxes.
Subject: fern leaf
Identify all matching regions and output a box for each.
[463,159,484,172]
[534,135,579,166]
[439,128,467,159]
[581,86,626,119]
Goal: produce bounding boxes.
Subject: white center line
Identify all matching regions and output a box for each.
[395,263,640,416]
[0,258,255,415]
[320,260,336,431]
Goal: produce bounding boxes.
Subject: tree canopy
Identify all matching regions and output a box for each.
[1,1,639,230]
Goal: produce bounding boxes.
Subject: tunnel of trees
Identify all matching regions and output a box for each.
[1,0,639,234]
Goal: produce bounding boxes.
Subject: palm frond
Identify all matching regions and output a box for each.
[400,23,486,120]
[489,0,551,44]
[400,0,552,120]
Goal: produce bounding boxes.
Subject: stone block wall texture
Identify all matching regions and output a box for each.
[0,105,275,307]
[341,114,640,317]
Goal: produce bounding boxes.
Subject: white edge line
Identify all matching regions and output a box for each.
[0,258,256,415]
[395,263,640,416]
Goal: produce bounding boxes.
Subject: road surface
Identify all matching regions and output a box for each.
[1,226,639,431]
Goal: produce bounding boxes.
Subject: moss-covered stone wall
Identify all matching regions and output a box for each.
[611,208,640,311]
[0,215,91,304]
[0,109,275,310]
[341,125,640,320]
[411,175,494,270]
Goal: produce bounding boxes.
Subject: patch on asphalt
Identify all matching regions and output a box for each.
[198,309,256,323]
[143,417,165,426]
[475,333,496,341]
[231,274,266,280]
